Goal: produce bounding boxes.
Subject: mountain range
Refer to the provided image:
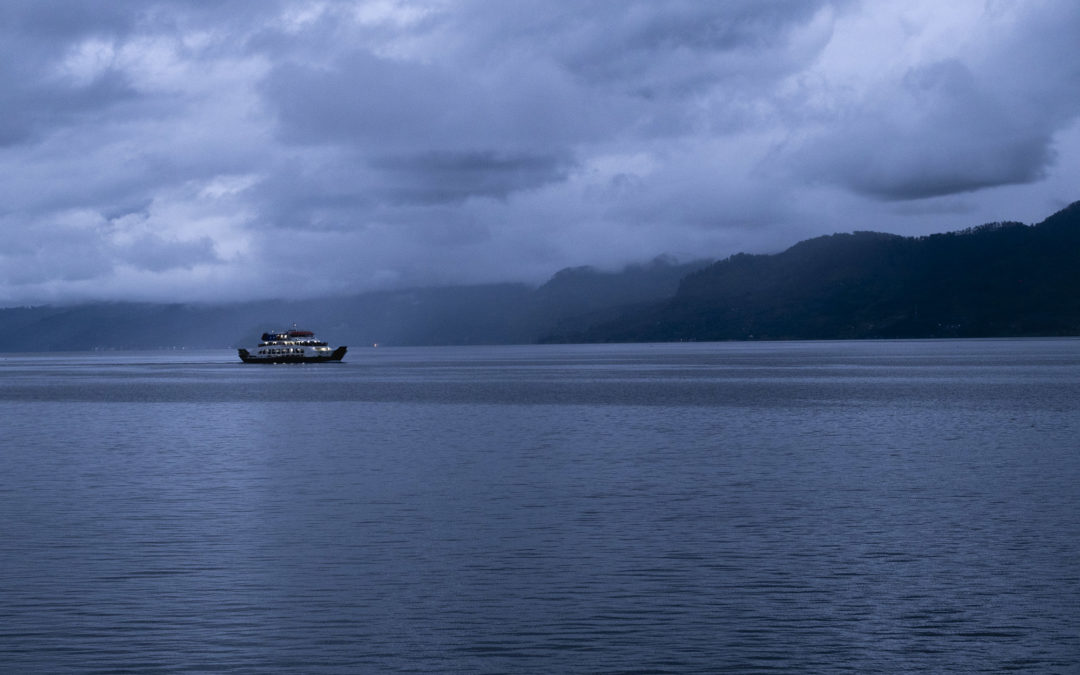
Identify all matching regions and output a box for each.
[0,256,708,351]
[561,201,1080,342]
[2,201,1078,350]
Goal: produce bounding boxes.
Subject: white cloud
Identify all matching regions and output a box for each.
[56,38,118,86]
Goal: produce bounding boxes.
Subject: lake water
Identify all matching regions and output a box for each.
[1,339,1079,673]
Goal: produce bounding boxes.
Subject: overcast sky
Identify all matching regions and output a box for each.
[2,0,1078,305]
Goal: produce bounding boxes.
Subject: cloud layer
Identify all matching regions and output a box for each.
[1,0,1079,305]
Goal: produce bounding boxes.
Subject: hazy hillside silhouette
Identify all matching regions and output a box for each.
[554,201,1080,342]
[0,257,708,350]
[3,202,1079,350]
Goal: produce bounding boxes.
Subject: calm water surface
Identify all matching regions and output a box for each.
[1,340,1079,673]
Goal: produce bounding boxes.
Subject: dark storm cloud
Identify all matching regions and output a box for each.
[793,59,1057,200]
[117,233,219,273]
[258,41,605,219]
[369,151,574,204]
[0,0,289,38]
[256,0,837,223]
[1,1,1079,305]
[261,48,607,152]
[784,4,1080,201]
[0,13,137,147]
[264,54,453,147]
[0,66,135,147]
[0,1,137,38]
[541,0,838,90]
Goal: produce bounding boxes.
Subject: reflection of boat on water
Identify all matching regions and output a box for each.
[238,326,347,364]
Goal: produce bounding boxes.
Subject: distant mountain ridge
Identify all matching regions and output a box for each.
[555,201,1080,342]
[0,257,709,351]
[3,202,1079,350]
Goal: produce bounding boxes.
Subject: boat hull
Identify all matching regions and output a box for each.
[238,346,347,364]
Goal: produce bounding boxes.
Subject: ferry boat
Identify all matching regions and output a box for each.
[238,327,347,364]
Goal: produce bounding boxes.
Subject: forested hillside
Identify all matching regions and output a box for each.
[556,202,1080,342]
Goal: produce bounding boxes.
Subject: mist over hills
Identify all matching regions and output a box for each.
[2,201,1079,351]
[0,257,708,351]
[556,201,1080,342]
